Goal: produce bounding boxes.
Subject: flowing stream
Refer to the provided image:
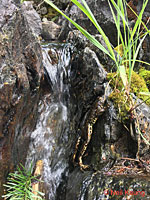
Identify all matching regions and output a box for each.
[26,43,73,200]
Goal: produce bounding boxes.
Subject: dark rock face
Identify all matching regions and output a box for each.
[69,41,107,122]
[66,31,128,169]
[66,170,150,200]
[67,30,116,71]
[134,96,150,157]
[66,30,149,169]
[54,30,150,200]
[0,0,43,195]
[59,0,117,45]
[0,0,18,28]
[53,0,70,9]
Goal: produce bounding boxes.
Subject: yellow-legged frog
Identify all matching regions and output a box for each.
[73,96,106,170]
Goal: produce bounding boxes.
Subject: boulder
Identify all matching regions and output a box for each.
[59,0,117,46]
[0,0,43,195]
[42,19,61,40]
[21,1,42,36]
[67,30,117,71]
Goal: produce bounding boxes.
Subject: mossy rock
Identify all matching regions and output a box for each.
[109,90,132,121]
[139,67,150,90]
[107,69,150,121]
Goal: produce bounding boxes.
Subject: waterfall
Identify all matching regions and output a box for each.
[26,43,73,200]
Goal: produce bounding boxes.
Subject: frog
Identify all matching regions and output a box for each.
[72,96,106,170]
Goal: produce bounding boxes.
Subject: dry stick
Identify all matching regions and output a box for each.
[120,157,140,162]
[32,160,43,200]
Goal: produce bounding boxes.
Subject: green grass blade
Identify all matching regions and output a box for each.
[109,0,130,29]
[76,0,116,60]
[119,0,128,50]
[129,33,147,83]
[126,0,150,36]
[118,64,128,88]
[108,0,125,60]
[109,0,132,67]
[44,0,115,60]
[140,92,150,96]
[128,0,149,41]
[134,60,150,66]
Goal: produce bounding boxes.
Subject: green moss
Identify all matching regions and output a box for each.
[109,90,131,121]
[107,70,149,94]
[139,67,150,90]
[43,7,59,21]
[107,69,150,121]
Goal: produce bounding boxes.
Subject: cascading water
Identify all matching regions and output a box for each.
[26,43,73,200]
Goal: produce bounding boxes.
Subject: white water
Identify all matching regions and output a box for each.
[26,43,73,200]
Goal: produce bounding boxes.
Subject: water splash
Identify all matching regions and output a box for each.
[42,43,72,102]
[26,43,73,200]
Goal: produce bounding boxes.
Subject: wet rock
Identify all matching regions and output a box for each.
[0,0,43,195]
[26,43,73,200]
[133,96,150,157]
[42,19,61,40]
[67,30,117,71]
[52,0,70,9]
[21,1,42,36]
[0,0,17,28]
[39,6,47,15]
[70,46,107,115]
[55,29,150,199]
[66,170,150,200]
[67,33,124,171]
[59,0,117,46]
[90,101,137,171]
